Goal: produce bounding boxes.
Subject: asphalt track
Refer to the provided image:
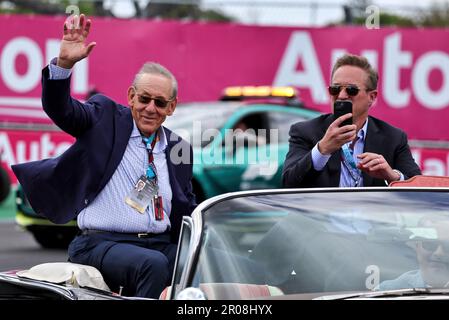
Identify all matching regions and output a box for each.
[0,219,67,272]
[0,188,64,271]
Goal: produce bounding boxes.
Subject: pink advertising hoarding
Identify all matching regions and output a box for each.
[0,15,449,142]
[1,130,448,185]
[0,129,74,184]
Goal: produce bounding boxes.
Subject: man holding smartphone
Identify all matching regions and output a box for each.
[283,53,421,188]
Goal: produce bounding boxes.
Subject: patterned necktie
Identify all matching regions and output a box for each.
[341,137,362,186]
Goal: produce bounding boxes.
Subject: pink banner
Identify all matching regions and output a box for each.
[412,148,449,177]
[2,129,449,183]
[1,15,449,142]
[0,129,74,184]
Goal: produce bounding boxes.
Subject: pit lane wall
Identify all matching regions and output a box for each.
[1,15,449,183]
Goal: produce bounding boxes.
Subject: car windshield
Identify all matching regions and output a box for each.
[191,190,449,299]
[164,102,240,147]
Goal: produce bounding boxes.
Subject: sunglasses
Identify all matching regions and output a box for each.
[134,87,174,109]
[328,85,360,97]
[420,240,449,253]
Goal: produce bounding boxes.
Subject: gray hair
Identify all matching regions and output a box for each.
[132,62,178,99]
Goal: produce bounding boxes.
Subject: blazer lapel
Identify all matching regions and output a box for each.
[164,127,183,202]
[98,107,133,191]
[328,153,342,186]
[362,117,385,186]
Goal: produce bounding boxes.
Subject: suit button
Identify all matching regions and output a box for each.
[84,199,89,205]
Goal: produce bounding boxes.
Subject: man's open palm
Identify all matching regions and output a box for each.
[58,14,96,69]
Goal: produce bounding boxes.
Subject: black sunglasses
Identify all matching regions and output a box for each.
[328,85,360,97]
[134,86,174,109]
[420,240,449,252]
[136,94,174,109]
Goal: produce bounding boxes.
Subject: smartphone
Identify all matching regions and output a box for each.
[333,100,353,127]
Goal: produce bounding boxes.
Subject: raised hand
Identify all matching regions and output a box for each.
[318,113,357,155]
[57,14,96,69]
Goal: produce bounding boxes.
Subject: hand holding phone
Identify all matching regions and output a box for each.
[334,100,353,127]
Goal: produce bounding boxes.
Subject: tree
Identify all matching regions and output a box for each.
[1,0,97,15]
[336,0,449,27]
[1,0,66,14]
[336,0,416,27]
[352,11,416,27]
[1,0,231,22]
[418,2,449,27]
[143,0,232,22]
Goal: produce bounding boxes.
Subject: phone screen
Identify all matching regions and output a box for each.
[334,100,353,127]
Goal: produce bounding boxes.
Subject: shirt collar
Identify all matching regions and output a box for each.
[155,126,168,153]
[343,119,368,149]
[131,120,168,153]
[131,119,141,138]
[358,119,368,142]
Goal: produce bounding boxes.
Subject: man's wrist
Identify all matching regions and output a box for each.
[49,57,72,80]
[312,143,331,171]
[317,140,330,155]
[385,169,403,185]
[56,57,74,69]
[393,169,403,181]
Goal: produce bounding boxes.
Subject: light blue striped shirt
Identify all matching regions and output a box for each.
[49,61,172,233]
[48,58,72,79]
[77,123,172,233]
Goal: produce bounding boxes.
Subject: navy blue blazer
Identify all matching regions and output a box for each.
[12,66,196,244]
[282,114,422,188]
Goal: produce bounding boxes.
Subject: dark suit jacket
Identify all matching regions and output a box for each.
[12,66,196,244]
[282,114,422,188]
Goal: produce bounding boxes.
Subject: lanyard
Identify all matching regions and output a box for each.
[341,143,362,187]
[142,133,158,180]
